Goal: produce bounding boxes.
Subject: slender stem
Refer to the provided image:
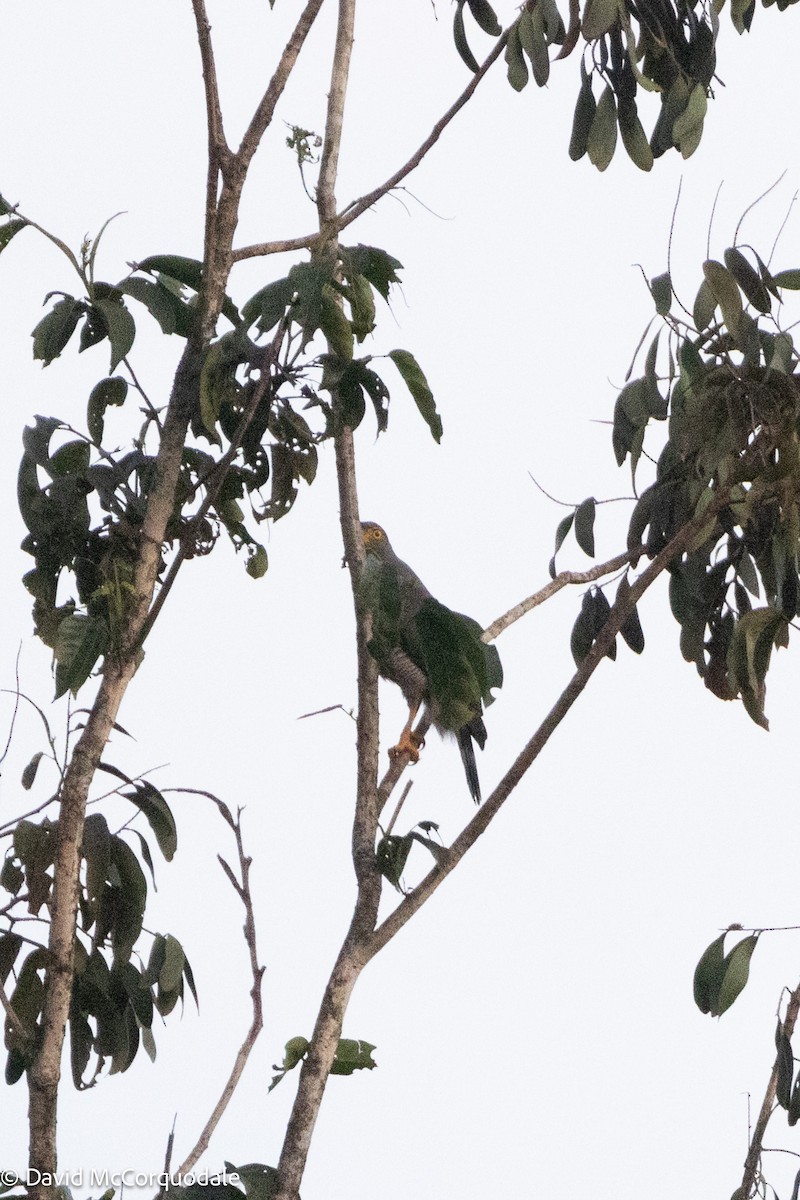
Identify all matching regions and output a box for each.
[337,34,508,231]
[483,548,641,642]
[171,802,264,1180]
[276,8,383,1198]
[740,983,800,1197]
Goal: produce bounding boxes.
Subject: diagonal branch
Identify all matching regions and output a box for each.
[368,491,734,956]
[236,0,328,174]
[484,547,642,641]
[337,33,508,231]
[232,32,508,262]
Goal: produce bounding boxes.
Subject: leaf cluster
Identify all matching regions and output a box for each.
[1,763,192,1088]
[614,246,800,727]
[3,206,443,688]
[693,927,758,1017]
[452,0,797,172]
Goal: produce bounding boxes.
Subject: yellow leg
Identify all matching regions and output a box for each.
[389,705,424,763]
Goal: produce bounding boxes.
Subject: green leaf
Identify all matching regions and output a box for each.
[772,269,800,290]
[466,0,501,35]
[453,2,480,72]
[650,272,672,316]
[158,934,185,993]
[714,934,758,1016]
[618,107,653,172]
[549,511,575,577]
[574,497,596,557]
[672,83,707,159]
[319,291,354,361]
[268,1036,310,1092]
[504,23,529,91]
[616,577,645,653]
[93,298,136,372]
[724,247,771,314]
[87,376,128,444]
[137,254,204,291]
[241,276,294,333]
[581,0,619,38]
[376,833,414,886]
[702,260,743,337]
[49,439,90,477]
[109,836,147,960]
[347,273,376,342]
[123,782,177,861]
[53,614,109,699]
[776,1026,794,1109]
[0,217,26,254]
[341,244,403,300]
[388,349,442,442]
[517,8,549,86]
[568,74,596,162]
[119,276,186,335]
[693,932,726,1014]
[21,751,45,791]
[570,592,595,665]
[330,1038,378,1076]
[692,278,717,332]
[246,544,269,579]
[587,86,617,172]
[32,296,83,366]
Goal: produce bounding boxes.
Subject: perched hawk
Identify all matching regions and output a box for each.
[360,521,502,803]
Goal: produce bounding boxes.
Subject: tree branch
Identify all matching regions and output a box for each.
[28,664,138,1199]
[236,0,327,175]
[337,34,508,231]
[368,493,734,956]
[232,29,508,263]
[317,0,356,230]
[167,795,265,1180]
[483,548,642,642]
[232,232,320,264]
[740,982,800,1198]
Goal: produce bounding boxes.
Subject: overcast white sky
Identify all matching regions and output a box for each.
[3,2,800,1197]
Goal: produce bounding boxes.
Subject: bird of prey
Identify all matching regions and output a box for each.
[360,521,502,803]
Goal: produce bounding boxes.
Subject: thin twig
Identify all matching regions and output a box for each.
[740,981,800,1197]
[160,793,264,1181]
[483,547,643,642]
[337,34,508,232]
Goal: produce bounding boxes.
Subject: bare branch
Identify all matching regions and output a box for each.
[236,0,327,175]
[740,982,800,1197]
[337,34,508,232]
[232,232,320,264]
[191,0,228,161]
[484,548,642,642]
[169,803,265,1180]
[234,30,509,263]
[317,0,356,229]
